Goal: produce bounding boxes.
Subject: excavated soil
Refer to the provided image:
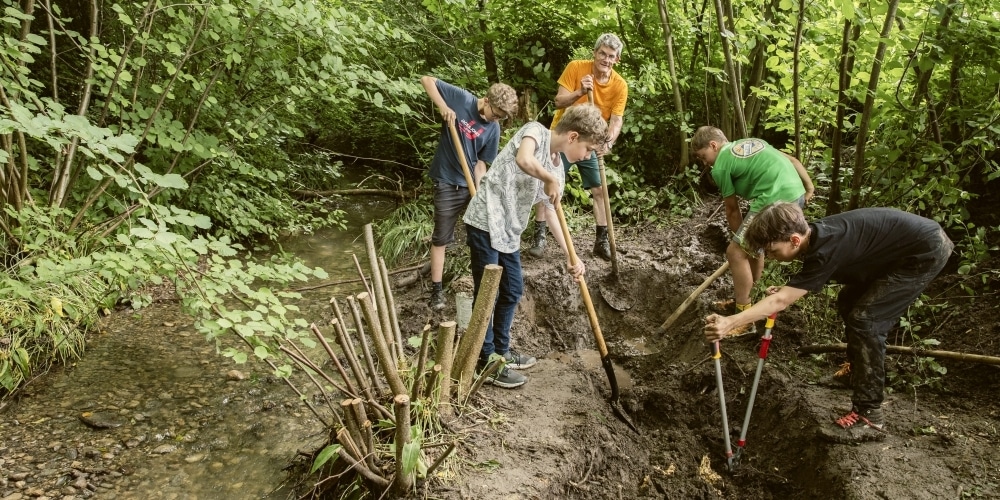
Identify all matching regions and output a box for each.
[392,201,1000,499]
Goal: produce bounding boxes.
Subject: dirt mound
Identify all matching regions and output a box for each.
[396,201,1000,499]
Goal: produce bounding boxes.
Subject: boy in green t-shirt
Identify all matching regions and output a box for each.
[691,126,815,335]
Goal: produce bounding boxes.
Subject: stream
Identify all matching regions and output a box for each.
[0,198,395,500]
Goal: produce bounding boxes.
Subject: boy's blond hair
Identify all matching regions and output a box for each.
[487,83,518,118]
[690,125,728,151]
[553,104,609,146]
[744,202,809,253]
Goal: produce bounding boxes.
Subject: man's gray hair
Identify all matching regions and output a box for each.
[594,33,624,56]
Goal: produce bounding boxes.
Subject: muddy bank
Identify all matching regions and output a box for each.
[391,201,1000,499]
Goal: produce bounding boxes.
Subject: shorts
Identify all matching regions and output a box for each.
[560,151,602,189]
[431,180,471,247]
[732,195,806,253]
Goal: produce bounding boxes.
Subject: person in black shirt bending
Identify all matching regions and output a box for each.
[703,202,953,442]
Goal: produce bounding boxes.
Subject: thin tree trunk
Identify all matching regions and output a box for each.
[792,0,806,156]
[827,21,861,215]
[711,0,747,138]
[656,0,689,168]
[478,0,498,83]
[848,0,901,210]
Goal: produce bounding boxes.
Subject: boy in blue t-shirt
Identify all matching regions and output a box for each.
[420,76,517,311]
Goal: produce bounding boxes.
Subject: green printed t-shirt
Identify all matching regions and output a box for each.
[710,139,805,212]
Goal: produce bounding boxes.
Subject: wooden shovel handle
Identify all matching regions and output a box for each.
[447,120,476,197]
[555,203,609,358]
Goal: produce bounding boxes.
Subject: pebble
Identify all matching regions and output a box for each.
[152,444,177,454]
[184,454,204,463]
[8,473,29,481]
[226,370,245,381]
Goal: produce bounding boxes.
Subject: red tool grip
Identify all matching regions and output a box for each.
[757,337,772,358]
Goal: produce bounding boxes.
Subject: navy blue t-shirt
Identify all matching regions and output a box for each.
[429,81,500,187]
[788,208,945,292]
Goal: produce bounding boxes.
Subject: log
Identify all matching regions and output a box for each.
[291,188,409,200]
[292,261,427,292]
[799,343,1000,366]
[451,264,503,398]
[655,261,730,335]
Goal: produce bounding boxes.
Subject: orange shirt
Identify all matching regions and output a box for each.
[550,59,628,130]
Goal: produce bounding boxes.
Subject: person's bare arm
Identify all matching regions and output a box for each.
[515,137,560,205]
[704,285,808,341]
[420,75,455,123]
[723,195,742,232]
[784,153,815,203]
[554,85,587,109]
[600,114,624,155]
[473,160,487,189]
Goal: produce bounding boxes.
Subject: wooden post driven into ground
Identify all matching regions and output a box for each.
[451,264,503,400]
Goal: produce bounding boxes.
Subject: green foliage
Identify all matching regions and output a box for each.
[374,200,433,267]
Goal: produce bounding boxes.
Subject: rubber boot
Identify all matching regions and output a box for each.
[525,221,547,258]
[593,225,611,261]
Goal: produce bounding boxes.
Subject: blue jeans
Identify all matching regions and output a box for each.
[836,228,953,411]
[466,225,523,361]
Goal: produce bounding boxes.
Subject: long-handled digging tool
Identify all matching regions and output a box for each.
[447,120,476,197]
[712,340,734,469]
[586,91,630,312]
[731,312,778,470]
[555,202,638,432]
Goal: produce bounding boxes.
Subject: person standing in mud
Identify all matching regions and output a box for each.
[525,33,628,262]
[691,126,814,336]
[463,105,608,388]
[420,76,518,311]
[703,202,953,442]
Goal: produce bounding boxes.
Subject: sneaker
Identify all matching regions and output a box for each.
[428,288,445,311]
[818,362,851,389]
[820,407,887,443]
[486,365,527,389]
[525,223,547,258]
[502,349,537,370]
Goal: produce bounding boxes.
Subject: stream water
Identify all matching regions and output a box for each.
[0,198,395,499]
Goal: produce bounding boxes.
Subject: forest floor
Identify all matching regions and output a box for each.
[390,200,1000,499]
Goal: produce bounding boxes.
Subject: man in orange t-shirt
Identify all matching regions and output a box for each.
[526,33,628,261]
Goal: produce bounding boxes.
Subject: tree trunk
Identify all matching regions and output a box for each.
[848,0,901,210]
[792,0,806,157]
[478,0,498,83]
[656,0,689,168]
[711,0,747,138]
[827,20,861,215]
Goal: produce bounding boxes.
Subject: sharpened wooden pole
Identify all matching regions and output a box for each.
[393,394,414,494]
[799,343,1000,366]
[357,292,407,397]
[656,261,730,334]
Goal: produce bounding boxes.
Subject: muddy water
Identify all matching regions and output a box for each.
[0,198,394,499]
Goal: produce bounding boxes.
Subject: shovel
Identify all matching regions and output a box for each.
[447,120,476,197]
[586,90,630,312]
[555,202,638,432]
[731,312,778,470]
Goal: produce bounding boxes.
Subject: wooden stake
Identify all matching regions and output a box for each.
[655,261,730,335]
[364,225,398,366]
[348,295,384,394]
[357,292,408,396]
[380,256,405,361]
[451,264,503,398]
[434,321,457,416]
[331,298,372,400]
[410,324,433,402]
[393,394,414,494]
